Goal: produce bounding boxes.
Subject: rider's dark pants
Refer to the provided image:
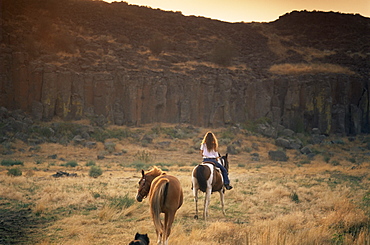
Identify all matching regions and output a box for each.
[203,158,230,185]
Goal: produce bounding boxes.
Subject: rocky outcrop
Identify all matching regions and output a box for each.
[2,55,367,135]
[1,0,369,135]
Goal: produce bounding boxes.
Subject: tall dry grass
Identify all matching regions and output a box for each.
[0,124,369,244]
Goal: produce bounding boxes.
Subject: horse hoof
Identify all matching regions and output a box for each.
[194,215,198,220]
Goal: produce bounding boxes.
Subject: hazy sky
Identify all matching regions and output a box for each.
[104,0,370,22]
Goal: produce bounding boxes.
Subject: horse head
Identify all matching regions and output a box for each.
[220,153,229,172]
[136,170,152,202]
[136,167,163,202]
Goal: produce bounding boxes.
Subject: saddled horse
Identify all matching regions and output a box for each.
[136,166,183,245]
[191,153,229,221]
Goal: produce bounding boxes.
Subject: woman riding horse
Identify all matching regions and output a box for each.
[200,131,232,190]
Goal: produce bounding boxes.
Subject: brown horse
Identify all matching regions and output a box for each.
[191,154,229,221]
[136,167,183,245]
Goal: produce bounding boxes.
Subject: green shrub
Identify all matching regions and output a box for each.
[348,157,356,164]
[151,125,198,139]
[91,128,132,142]
[324,155,331,163]
[220,128,237,141]
[1,159,24,166]
[243,147,253,153]
[7,168,22,176]
[89,165,103,178]
[109,128,131,139]
[362,192,370,216]
[290,192,300,203]
[92,192,101,199]
[35,159,44,165]
[300,159,311,164]
[109,193,135,209]
[243,117,272,133]
[51,122,85,141]
[292,115,305,133]
[134,150,153,163]
[331,160,340,166]
[129,161,150,171]
[86,160,96,167]
[104,142,116,153]
[62,161,78,167]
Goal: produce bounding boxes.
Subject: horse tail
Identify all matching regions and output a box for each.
[150,178,169,233]
[196,165,208,192]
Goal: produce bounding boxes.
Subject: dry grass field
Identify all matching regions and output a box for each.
[1,122,369,244]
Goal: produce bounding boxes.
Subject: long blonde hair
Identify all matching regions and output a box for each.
[201,131,218,152]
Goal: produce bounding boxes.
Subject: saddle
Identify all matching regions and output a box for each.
[201,161,224,190]
[202,161,221,174]
[202,160,216,166]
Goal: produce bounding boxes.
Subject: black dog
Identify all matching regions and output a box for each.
[129,233,150,245]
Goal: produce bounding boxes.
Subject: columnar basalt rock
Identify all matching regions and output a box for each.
[1,57,368,136]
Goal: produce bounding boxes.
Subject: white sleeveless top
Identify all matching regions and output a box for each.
[200,143,219,158]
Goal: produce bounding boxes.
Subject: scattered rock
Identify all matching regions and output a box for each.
[275,137,302,149]
[310,134,326,144]
[281,129,295,137]
[250,153,260,161]
[52,171,77,178]
[85,141,97,149]
[300,145,313,155]
[72,135,85,145]
[156,141,171,149]
[268,150,288,161]
[48,154,58,159]
[311,128,321,135]
[307,153,316,159]
[257,124,278,138]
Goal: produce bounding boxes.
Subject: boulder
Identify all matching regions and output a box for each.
[268,150,288,161]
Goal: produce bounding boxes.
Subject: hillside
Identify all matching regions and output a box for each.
[1,0,369,135]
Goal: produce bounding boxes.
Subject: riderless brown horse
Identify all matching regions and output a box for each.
[191,154,229,221]
[136,167,183,245]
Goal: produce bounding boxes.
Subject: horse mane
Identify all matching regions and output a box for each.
[146,166,164,177]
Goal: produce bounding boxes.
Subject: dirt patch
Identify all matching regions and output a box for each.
[0,207,47,244]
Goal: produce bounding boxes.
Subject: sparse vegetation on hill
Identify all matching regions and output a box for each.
[269,63,355,75]
[1,0,369,134]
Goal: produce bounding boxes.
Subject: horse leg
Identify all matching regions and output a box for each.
[163,211,175,245]
[155,226,162,245]
[154,217,163,244]
[193,187,199,219]
[219,189,226,216]
[203,188,212,221]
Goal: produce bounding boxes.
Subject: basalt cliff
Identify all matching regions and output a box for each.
[1,0,369,135]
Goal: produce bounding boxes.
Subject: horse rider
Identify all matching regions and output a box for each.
[200,131,233,190]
